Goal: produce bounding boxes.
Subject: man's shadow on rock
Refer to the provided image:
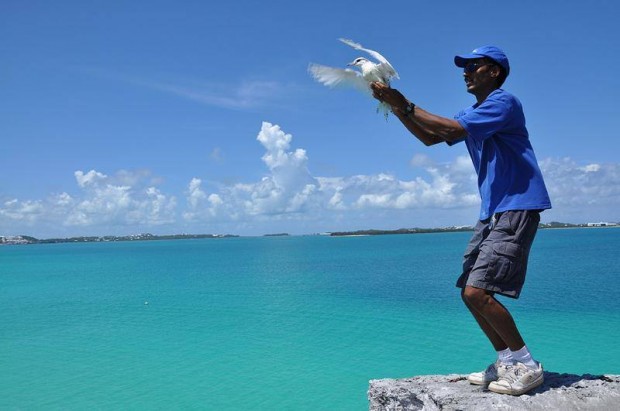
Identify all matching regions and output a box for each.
[520,372,613,395]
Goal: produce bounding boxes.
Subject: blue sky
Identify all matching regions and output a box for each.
[2,0,619,237]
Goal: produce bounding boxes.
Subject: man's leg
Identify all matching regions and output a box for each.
[461,289,508,351]
[463,284,544,395]
[461,285,525,351]
[460,211,544,394]
[460,210,540,350]
[461,287,515,386]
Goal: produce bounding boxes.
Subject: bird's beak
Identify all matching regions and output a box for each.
[347,61,355,66]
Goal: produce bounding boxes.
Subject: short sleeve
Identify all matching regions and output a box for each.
[448,110,468,146]
[458,93,513,143]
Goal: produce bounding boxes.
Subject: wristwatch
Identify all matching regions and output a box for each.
[402,102,415,116]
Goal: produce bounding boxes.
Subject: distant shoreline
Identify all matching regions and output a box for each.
[329,222,619,237]
[328,226,474,237]
[1,222,617,245]
[0,233,238,246]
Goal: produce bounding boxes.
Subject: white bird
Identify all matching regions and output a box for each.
[309,38,399,119]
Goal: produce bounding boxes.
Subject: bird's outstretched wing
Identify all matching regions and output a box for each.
[339,38,400,82]
[308,63,371,94]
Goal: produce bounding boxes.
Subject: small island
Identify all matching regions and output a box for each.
[0,233,238,245]
[330,221,618,237]
[329,226,474,237]
[1,221,617,245]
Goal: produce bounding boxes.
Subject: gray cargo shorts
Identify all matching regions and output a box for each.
[456,210,541,299]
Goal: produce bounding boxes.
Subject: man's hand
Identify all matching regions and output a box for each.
[370,82,408,111]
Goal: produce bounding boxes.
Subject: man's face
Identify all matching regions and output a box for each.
[462,58,500,95]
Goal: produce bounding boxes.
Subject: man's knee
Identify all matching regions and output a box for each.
[462,286,493,310]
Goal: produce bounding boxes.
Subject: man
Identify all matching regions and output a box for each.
[371,46,551,396]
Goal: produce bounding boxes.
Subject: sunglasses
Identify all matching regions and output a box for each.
[464,62,494,73]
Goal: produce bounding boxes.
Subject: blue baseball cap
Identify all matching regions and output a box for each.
[454,45,510,76]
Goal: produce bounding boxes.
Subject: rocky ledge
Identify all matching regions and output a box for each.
[368,372,620,410]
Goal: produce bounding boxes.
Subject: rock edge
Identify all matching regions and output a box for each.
[368,372,620,410]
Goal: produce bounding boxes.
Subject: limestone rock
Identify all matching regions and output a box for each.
[368,372,620,410]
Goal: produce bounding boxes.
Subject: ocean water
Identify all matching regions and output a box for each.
[1,228,619,410]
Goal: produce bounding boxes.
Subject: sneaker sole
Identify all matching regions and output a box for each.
[488,375,544,395]
[467,376,493,386]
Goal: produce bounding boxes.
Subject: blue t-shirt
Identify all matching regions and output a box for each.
[453,89,551,220]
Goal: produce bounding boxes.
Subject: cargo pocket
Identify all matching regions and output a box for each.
[486,241,523,284]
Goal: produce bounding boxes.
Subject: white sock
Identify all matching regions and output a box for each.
[497,348,513,365]
[511,345,538,369]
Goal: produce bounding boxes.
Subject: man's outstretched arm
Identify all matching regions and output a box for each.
[371,82,467,146]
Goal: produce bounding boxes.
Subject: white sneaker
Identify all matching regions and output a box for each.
[488,361,544,395]
[467,361,509,386]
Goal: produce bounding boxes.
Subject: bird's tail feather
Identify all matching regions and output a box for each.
[376,102,391,121]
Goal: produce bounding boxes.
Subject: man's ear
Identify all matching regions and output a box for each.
[490,65,501,79]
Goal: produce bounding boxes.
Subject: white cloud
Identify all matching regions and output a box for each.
[1,170,176,235]
[187,178,207,208]
[142,187,177,225]
[55,192,73,206]
[328,190,346,210]
[580,163,601,173]
[2,122,618,237]
[410,153,433,168]
[183,123,480,229]
[208,193,223,207]
[185,122,321,221]
[82,67,291,110]
[75,170,107,188]
[129,75,283,110]
[210,147,223,163]
[541,158,620,209]
[0,199,45,223]
[182,123,619,232]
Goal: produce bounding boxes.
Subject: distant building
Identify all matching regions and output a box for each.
[586,222,618,227]
[0,235,29,245]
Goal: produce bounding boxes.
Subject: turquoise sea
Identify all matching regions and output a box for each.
[1,228,619,410]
